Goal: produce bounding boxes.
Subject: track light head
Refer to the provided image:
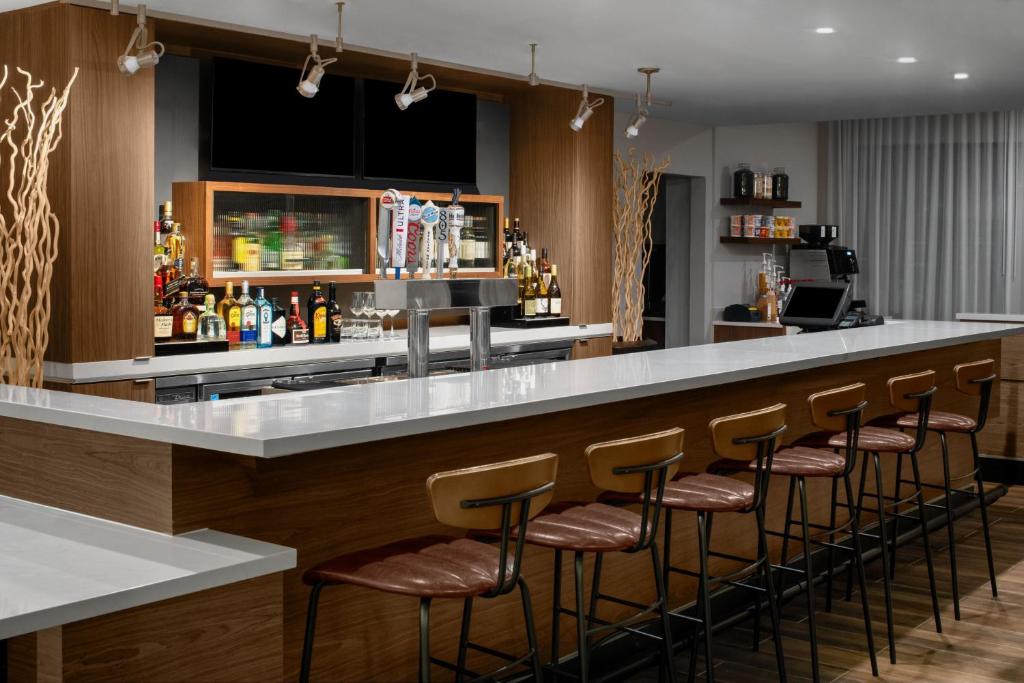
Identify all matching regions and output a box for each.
[624,93,648,139]
[395,53,436,110]
[297,34,338,98]
[570,85,605,132]
[117,5,164,76]
[527,43,540,86]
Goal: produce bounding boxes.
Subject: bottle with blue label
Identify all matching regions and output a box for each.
[255,286,273,349]
[237,280,258,350]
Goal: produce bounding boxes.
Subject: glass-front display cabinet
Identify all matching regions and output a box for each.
[173,182,503,285]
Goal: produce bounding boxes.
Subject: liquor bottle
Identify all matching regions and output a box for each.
[184,257,209,307]
[523,263,537,317]
[153,275,173,342]
[536,265,549,317]
[512,217,522,249]
[159,200,173,235]
[217,281,241,347]
[307,280,328,344]
[539,247,551,275]
[197,293,227,341]
[237,280,257,350]
[516,257,526,315]
[170,290,199,341]
[281,215,303,271]
[152,221,165,273]
[255,286,273,349]
[165,222,186,271]
[548,264,562,317]
[287,291,309,344]
[502,216,512,271]
[271,297,287,346]
[327,282,342,343]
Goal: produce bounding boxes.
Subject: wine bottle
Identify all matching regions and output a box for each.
[523,263,536,318]
[548,264,562,317]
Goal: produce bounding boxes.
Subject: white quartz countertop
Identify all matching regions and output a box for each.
[956,312,1024,323]
[43,323,613,383]
[0,320,1019,458]
[0,495,295,640]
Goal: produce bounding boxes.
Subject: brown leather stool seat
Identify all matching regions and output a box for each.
[794,425,915,453]
[303,535,514,599]
[598,473,755,513]
[869,411,977,433]
[518,502,649,552]
[710,446,846,478]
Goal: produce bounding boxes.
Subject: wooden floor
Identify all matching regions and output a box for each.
[630,486,1024,683]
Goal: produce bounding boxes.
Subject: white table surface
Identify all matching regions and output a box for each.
[0,320,1019,458]
[956,312,1024,323]
[42,323,613,383]
[0,495,295,640]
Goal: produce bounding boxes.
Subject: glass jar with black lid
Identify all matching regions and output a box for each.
[771,166,790,201]
[733,162,755,199]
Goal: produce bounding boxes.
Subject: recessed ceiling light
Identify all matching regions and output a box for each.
[954,72,970,80]
[815,27,836,34]
[897,57,918,64]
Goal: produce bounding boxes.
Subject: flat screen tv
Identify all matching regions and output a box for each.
[362,78,477,184]
[208,57,355,177]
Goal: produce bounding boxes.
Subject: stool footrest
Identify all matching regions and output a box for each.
[431,641,538,683]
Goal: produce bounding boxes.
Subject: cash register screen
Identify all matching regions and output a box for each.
[780,283,851,328]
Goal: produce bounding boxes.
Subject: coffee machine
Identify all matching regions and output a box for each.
[789,225,859,283]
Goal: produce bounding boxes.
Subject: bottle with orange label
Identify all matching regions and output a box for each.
[171,291,199,341]
[307,280,329,344]
[218,281,241,347]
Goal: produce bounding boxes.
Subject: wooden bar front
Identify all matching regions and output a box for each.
[0,340,999,681]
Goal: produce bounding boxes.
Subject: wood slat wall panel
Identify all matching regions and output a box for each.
[509,87,614,326]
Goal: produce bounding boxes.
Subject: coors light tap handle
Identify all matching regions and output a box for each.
[404,197,422,275]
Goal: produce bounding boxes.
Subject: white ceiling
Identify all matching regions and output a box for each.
[5,0,1024,124]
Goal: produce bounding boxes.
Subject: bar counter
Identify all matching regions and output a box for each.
[0,320,1019,681]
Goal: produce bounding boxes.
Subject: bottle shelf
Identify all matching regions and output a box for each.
[720,197,803,209]
[720,236,802,245]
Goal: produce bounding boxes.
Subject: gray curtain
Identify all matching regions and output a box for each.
[824,112,1024,320]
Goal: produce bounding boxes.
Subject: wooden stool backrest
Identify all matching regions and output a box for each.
[710,404,787,461]
[886,370,935,412]
[808,383,867,432]
[954,359,996,396]
[585,427,684,493]
[426,453,558,530]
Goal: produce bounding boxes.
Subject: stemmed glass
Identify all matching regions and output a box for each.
[384,309,400,339]
[351,292,368,340]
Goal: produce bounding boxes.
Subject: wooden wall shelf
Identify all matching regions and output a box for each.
[720,236,802,245]
[720,197,802,209]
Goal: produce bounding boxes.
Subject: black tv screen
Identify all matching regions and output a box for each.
[362,78,476,184]
[209,58,355,176]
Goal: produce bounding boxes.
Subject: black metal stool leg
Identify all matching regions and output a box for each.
[299,582,325,683]
[797,477,821,683]
[909,450,943,634]
[696,511,715,683]
[419,597,432,683]
[847,450,870,602]
[517,577,544,683]
[890,451,904,580]
[550,549,563,680]
[574,551,590,683]
[871,451,898,663]
[663,508,674,598]
[938,431,962,621]
[455,597,473,683]
[844,474,879,676]
[755,506,787,683]
[650,540,678,683]
[971,432,998,597]
[687,561,703,683]
[589,553,604,627]
[825,476,838,613]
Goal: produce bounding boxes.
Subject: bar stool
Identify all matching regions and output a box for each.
[796,370,943,664]
[659,404,791,683]
[747,384,878,682]
[298,453,558,683]
[869,359,999,621]
[520,428,683,682]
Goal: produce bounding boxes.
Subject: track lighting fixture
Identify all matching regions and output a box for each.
[624,94,648,139]
[395,53,436,110]
[624,67,659,139]
[335,2,345,52]
[117,5,164,76]
[297,34,338,98]
[527,43,540,86]
[570,85,605,132]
